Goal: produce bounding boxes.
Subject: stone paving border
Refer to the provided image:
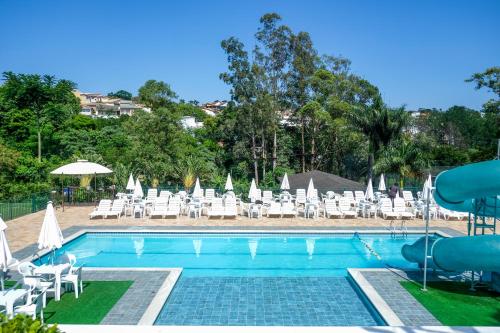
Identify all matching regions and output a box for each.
[349,268,442,326]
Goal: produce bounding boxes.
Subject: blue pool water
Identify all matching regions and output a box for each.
[51,232,422,277]
[48,232,427,326]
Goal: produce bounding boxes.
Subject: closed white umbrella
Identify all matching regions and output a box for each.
[225,174,233,191]
[306,178,316,199]
[280,173,290,191]
[126,173,135,191]
[422,174,432,201]
[248,178,257,201]
[378,174,386,192]
[38,202,63,251]
[193,177,202,198]
[0,217,16,290]
[134,178,144,198]
[365,178,374,201]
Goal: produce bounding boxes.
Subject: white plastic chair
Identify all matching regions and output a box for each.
[266,201,282,217]
[354,191,365,203]
[343,191,356,206]
[18,262,55,308]
[402,191,415,207]
[59,254,83,298]
[14,291,45,323]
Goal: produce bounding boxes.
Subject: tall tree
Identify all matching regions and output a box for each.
[220,37,261,183]
[254,13,292,171]
[287,31,318,172]
[137,80,177,109]
[349,97,410,179]
[0,72,78,161]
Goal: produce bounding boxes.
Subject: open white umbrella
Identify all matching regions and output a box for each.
[225,173,233,191]
[38,202,63,252]
[193,177,202,198]
[248,179,257,201]
[306,178,316,199]
[134,178,144,198]
[365,178,374,201]
[50,160,112,176]
[126,173,135,191]
[280,173,290,191]
[378,174,386,192]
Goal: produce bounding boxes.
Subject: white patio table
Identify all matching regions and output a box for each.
[34,263,70,301]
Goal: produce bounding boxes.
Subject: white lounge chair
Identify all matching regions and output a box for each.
[89,199,112,219]
[402,191,415,207]
[262,191,273,206]
[159,190,171,201]
[324,199,342,218]
[208,198,224,218]
[343,191,356,206]
[440,207,467,220]
[165,197,181,218]
[379,198,398,220]
[224,198,238,218]
[149,197,168,218]
[266,201,282,217]
[295,189,306,207]
[205,188,215,204]
[339,198,356,218]
[105,199,125,219]
[281,202,297,217]
[394,197,415,219]
[354,191,365,203]
[253,189,262,202]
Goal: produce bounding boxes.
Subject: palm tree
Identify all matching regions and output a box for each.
[374,139,427,188]
[349,97,410,179]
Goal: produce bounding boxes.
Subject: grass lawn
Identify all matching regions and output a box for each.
[6,280,132,324]
[401,281,500,326]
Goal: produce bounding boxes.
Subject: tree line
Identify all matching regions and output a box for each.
[0,13,498,200]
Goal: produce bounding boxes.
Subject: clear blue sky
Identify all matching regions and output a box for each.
[0,0,498,110]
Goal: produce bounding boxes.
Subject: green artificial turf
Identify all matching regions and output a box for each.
[4,280,132,324]
[401,280,500,326]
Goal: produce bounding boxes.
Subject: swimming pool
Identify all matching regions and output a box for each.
[47,231,429,326]
[50,232,423,277]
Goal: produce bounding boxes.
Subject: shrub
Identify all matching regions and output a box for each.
[0,314,60,333]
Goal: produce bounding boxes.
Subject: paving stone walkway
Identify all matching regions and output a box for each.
[359,270,441,325]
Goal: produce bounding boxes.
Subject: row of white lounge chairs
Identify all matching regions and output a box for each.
[89,188,467,221]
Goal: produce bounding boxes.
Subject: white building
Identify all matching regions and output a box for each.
[180,116,203,129]
[73,90,151,118]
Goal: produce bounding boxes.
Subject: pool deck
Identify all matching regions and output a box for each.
[7,206,494,330]
[5,205,471,254]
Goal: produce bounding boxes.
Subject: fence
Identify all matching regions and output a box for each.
[0,193,50,221]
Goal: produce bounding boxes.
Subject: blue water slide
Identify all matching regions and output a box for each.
[402,235,500,272]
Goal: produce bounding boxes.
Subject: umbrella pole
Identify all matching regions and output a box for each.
[62,177,65,212]
[422,186,431,291]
